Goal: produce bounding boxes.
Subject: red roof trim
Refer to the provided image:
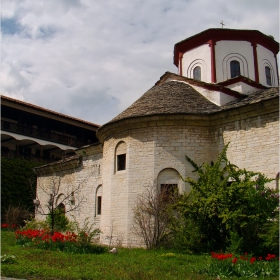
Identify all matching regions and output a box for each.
[174,29,279,67]
[216,76,268,89]
[1,95,100,128]
[156,72,244,98]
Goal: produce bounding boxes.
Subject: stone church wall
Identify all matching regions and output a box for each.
[211,101,279,187]
[35,144,103,230]
[99,116,213,247]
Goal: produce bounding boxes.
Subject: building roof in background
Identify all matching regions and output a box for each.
[1,95,100,129]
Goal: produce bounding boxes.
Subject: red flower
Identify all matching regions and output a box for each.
[232,258,238,264]
[250,257,256,264]
[258,256,262,261]
[267,254,276,259]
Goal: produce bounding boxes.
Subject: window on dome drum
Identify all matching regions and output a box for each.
[193,66,201,80]
[97,196,102,215]
[265,66,272,86]
[160,184,178,203]
[230,60,241,78]
[117,154,126,171]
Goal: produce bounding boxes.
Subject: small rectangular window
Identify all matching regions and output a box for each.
[97,196,102,215]
[117,154,126,171]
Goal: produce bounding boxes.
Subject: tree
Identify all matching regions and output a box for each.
[33,154,95,235]
[177,144,279,254]
[1,157,43,219]
[132,185,178,249]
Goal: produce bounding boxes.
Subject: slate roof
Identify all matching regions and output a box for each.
[106,80,279,125]
[219,87,279,111]
[109,81,220,123]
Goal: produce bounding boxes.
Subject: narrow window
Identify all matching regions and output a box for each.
[97,196,102,215]
[193,66,201,81]
[230,60,240,78]
[117,154,126,171]
[265,66,272,86]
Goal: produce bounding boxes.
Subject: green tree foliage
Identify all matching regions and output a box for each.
[1,157,43,218]
[176,144,279,254]
[46,207,70,232]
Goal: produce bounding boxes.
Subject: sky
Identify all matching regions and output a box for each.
[1,0,279,125]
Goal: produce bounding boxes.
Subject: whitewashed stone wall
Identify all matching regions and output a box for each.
[215,41,255,82]
[35,144,103,230]
[99,118,213,247]
[181,39,278,87]
[181,44,211,82]
[211,101,279,186]
[257,44,278,87]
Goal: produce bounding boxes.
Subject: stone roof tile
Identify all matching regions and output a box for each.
[219,87,279,111]
[110,81,220,123]
[106,81,278,125]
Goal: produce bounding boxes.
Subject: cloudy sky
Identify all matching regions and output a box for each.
[1,0,279,125]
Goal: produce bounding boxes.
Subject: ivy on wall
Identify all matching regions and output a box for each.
[1,157,44,216]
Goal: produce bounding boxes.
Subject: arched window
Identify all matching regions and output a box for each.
[193,66,201,81]
[157,168,180,202]
[57,203,66,215]
[265,66,272,86]
[230,60,240,78]
[115,141,127,172]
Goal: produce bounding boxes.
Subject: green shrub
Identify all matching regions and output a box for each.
[176,144,279,254]
[258,214,279,255]
[46,208,70,232]
[1,157,43,217]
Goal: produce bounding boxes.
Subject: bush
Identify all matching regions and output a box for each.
[258,214,279,255]
[1,157,43,216]
[176,144,279,254]
[4,205,32,230]
[46,208,70,232]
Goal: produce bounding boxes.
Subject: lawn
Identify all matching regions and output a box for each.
[1,230,279,280]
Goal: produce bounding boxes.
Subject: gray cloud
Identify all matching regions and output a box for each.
[1,0,279,125]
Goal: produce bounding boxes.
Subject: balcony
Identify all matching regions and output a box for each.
[1,149,61,163]
[1,120,90,148]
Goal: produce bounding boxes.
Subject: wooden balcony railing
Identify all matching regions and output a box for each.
[1,120,90,148]
[1,149,60,163]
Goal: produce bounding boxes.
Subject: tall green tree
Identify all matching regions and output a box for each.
[1,157,42,217]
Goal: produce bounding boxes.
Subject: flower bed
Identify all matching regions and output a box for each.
[1,223,17,230]
[15,229,105,254]
[199,252,279,278]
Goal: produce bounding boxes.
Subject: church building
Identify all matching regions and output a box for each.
[34,28,279,247]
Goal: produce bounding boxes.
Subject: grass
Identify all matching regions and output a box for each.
[1,230,279,280]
